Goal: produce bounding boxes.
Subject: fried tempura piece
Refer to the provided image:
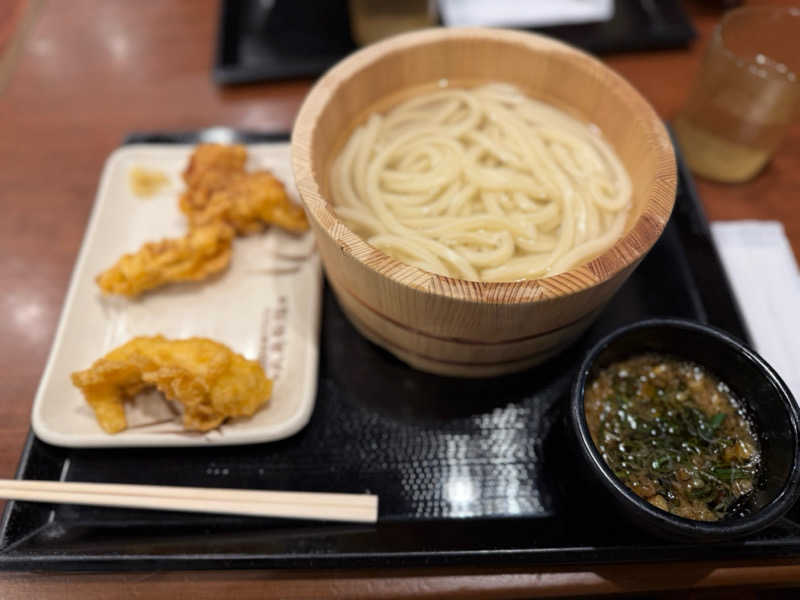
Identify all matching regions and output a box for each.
[96,144,307,297]
[181,171,309,234]
[179,144,248,218]
[71,335,272,433]
[96,222,234,297]
[182,143,247,188]
[179,143,309,235]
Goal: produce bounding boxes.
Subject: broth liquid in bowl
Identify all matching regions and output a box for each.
[585,354,761,522]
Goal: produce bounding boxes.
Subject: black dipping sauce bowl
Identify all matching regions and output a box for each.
[569,318,800,543]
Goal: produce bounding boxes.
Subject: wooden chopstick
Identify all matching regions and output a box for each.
[0,479,378,523]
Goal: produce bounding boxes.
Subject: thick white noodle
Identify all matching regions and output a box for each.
[331,83,632,282]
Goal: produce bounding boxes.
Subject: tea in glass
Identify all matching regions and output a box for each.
[674,7,800,183]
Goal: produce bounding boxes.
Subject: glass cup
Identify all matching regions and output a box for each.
[348,0,437,47]
[673,6,800,183]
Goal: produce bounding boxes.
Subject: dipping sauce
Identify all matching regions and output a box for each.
[584,354,760,521]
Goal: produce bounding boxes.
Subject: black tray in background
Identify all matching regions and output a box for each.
[214,0,696,85]
[4,131,798,574]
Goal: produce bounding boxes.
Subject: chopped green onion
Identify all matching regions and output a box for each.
[709,412,727,431]
[712,467,752,480]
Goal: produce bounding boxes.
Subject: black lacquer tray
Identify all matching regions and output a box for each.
[3,131,800,573]
[213,0,695,85]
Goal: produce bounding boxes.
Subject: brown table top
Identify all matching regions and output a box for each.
[1,1,799,597]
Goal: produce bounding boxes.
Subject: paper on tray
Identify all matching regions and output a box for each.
[438,0,614,28]
[712,220,800,401]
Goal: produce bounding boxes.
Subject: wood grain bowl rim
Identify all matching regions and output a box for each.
[292,27,677,305]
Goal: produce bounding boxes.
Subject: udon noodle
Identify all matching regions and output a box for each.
[330,83,632,282]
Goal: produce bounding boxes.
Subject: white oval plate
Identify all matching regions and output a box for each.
[31,143,321,447]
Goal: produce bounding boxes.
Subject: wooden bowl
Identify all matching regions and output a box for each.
[292,27,676,377]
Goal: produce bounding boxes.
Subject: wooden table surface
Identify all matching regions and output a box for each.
[1,1,799,597]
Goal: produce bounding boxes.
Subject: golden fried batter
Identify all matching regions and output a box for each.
[71,335,272,433]
[181,171,309,234]
[97,144,307,296]
[96,222,234,297]
[179,144,309,235]
[183,143,247,188]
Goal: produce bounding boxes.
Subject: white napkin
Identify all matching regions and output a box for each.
[711,221,800,401]
[438,0,614,28]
